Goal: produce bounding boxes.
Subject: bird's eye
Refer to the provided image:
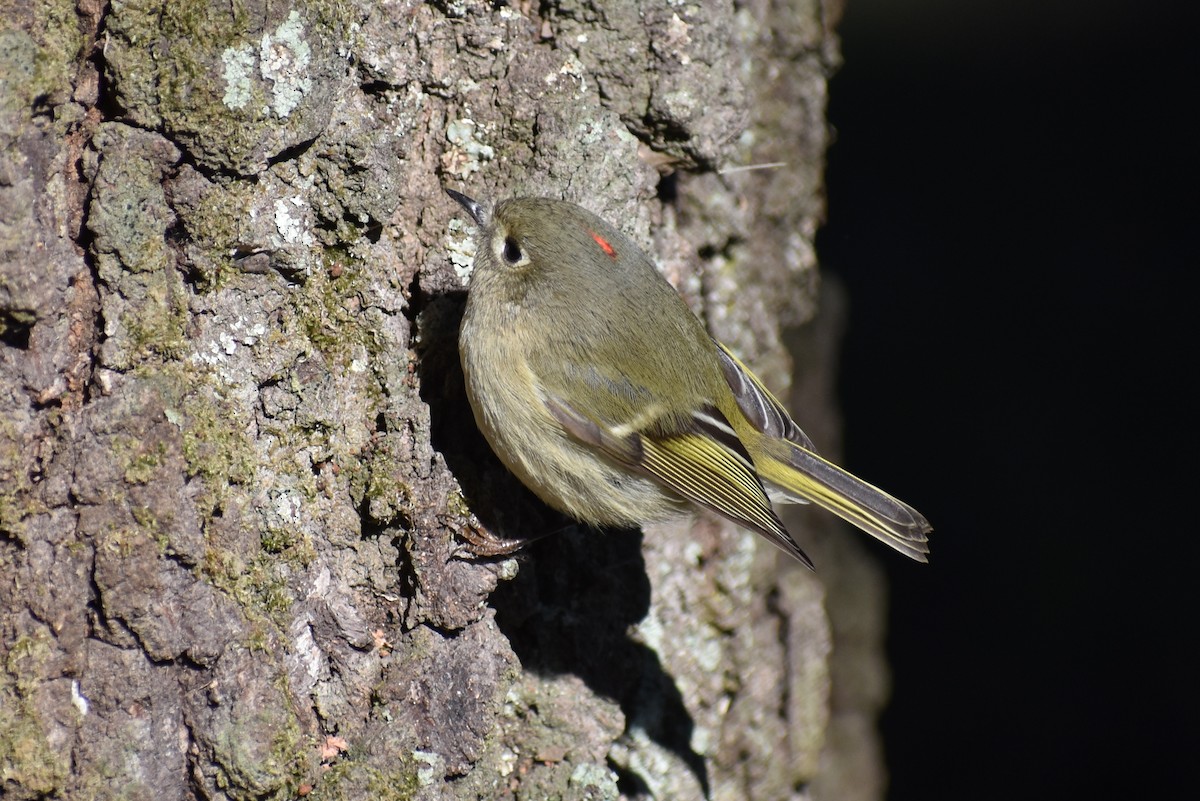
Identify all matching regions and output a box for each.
[502,237,523,264]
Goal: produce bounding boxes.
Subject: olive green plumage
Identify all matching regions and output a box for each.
[449,190,930,568]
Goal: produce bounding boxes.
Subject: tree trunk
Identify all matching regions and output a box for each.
[1,1,889,799]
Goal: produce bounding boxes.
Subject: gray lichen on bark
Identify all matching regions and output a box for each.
[1,1,892,799]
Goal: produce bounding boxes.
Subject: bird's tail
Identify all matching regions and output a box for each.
[757,440,932,562]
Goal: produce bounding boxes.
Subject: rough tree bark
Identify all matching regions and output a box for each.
[1,1,892,799]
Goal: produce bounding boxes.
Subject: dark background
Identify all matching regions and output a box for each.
[819,1,1197,799]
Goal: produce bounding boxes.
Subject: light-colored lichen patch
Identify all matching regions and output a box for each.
[221,44,257,110]
[260,11,313,118]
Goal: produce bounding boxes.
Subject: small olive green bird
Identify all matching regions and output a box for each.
[447,190,930,568]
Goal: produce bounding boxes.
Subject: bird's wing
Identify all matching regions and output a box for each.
[542,392,813,568]
[714,341,816,452]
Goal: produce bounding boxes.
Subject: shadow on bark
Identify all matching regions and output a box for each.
[492,528,711,798]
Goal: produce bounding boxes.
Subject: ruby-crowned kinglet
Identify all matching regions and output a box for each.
[446,190,930,568]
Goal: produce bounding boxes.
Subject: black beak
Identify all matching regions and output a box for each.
[444,188,487,226]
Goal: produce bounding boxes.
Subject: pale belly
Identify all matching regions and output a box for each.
[460,315,685,527]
